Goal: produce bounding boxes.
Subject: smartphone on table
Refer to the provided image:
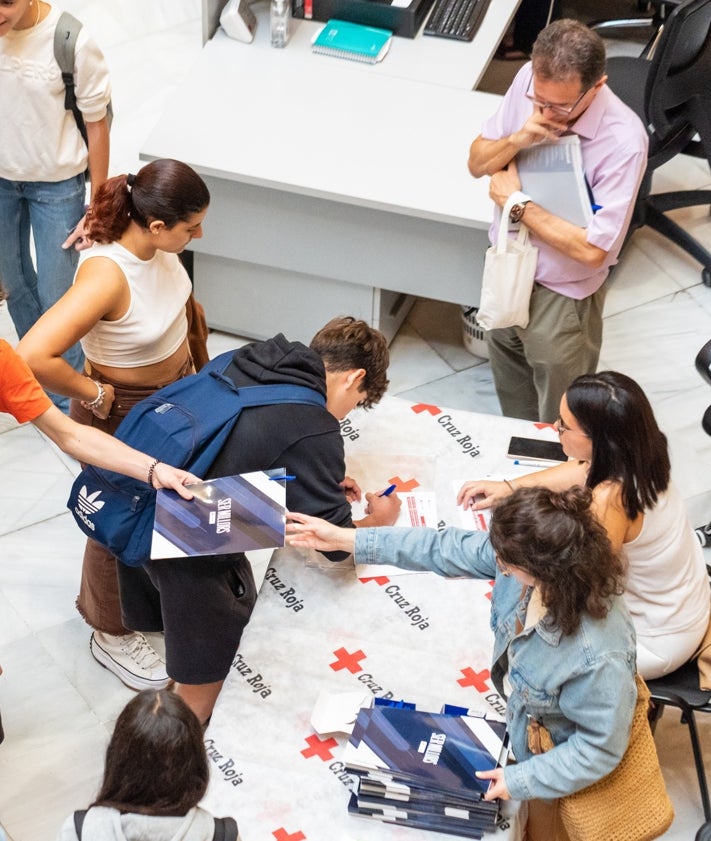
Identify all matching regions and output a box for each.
[507,436,567,463]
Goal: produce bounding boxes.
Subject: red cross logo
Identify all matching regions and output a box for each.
[301,733,339,761]
[388,476,420,492]
[411,403,441,416]
[330,646,366,673]
[533,421,557,431]
[458,666,491,692]
[359,575,390,586]
[273,829,306,841]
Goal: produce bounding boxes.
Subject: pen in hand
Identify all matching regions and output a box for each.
[379,484,397,497]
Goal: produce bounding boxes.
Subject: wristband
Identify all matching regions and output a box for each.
[507,190,531,206]
[147,458,161,487]
[504,479,516,493]
[85,380,105,410]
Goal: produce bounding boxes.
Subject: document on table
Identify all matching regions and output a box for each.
[353,490,438,578]
[452,478,505,532]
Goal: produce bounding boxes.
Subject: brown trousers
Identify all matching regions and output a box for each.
[70,360,193,634]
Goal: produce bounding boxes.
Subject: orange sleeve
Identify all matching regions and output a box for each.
[0,340,53,424]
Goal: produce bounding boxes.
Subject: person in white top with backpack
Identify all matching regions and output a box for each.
[56,689,241,841]
[0,0,111,409]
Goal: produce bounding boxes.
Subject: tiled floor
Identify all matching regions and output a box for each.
[2,1,711,839]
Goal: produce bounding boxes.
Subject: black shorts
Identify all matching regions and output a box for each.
[118,554,258,684]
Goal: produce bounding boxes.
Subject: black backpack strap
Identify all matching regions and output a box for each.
[53,12,88,146]
[212,816,239,841]
[73,810,88,839]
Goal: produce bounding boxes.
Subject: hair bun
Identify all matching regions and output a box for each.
[551,485,592,514]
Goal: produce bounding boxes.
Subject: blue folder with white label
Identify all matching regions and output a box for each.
[150,469,287,559]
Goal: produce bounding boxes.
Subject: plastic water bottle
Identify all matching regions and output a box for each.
[270,0,290,47]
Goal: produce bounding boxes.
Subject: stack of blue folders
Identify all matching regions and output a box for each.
[343,704,508,838]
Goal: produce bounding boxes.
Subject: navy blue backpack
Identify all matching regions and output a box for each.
[66,350,325,567]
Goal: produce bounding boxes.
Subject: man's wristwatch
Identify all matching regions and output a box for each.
[508,191,532,224]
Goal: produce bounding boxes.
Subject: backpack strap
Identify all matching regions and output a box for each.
[230,383,325,410]
[73,810,87,839]
[212,816,239,841]
[53,12,88,146]
[189,379,325,476]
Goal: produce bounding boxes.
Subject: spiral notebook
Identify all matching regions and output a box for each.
[311,19,393,64]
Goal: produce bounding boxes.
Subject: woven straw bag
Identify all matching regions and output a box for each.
[527,674,674,841]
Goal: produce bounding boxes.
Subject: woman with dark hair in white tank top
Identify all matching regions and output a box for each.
[458,370,710,680]
[18,158,210,692]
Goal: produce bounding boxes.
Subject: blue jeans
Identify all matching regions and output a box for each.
[0,175,86,410]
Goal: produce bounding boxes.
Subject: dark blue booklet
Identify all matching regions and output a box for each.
[343,706,508,799]
[356,787,498,825]
[348,793,491,839]
[150,469,287,559]
[357,777,498,813]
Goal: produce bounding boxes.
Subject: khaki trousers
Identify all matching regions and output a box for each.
[486,282,606,423]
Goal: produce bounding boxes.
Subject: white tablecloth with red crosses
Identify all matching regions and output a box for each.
[201,396,563,841]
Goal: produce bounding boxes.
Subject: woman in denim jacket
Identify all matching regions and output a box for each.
[288,486,637,839]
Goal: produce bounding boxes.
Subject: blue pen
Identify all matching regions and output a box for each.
[270,474,296,481]
[379,483,397,497]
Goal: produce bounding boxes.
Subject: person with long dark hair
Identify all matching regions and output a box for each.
[55,689,239,840]
[286,486,637,839]
[18,158,210,692]
[458,370,710,679]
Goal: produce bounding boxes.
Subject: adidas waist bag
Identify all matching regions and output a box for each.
[67,352,325,567]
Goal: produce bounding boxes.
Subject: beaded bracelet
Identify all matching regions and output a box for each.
[85,380,105,410]
[503,478,515,493]
[147,458,161,487]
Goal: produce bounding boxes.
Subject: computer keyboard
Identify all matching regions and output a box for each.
[423,0,490,41]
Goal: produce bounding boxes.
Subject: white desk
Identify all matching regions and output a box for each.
[201,395,560,839]
[142,2,517,342]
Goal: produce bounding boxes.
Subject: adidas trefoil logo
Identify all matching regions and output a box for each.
[74,485,105,531]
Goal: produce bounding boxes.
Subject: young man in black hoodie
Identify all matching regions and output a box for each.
[118,317,400,723]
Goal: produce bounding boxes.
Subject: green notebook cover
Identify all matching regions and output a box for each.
[312,18,393,64]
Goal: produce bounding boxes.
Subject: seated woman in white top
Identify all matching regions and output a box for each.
[458,370,709,679]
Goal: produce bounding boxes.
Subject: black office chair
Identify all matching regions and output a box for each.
[590,0,678,45]
[698,339,711,436]
[698,820,711,841]
[646,660,711,821]
[694,338,711,547]
[605,0,711,287]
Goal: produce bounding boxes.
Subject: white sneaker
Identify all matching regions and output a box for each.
[90,631,171,691]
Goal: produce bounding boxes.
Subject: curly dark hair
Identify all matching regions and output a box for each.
[92,689,209,816]
[86,159,210,243]
[310,316,389,408]
[488,486,625,636]
[532,18,606,90]
[566,371,670,520]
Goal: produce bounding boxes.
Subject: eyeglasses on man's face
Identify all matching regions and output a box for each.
[525,78,591,117]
